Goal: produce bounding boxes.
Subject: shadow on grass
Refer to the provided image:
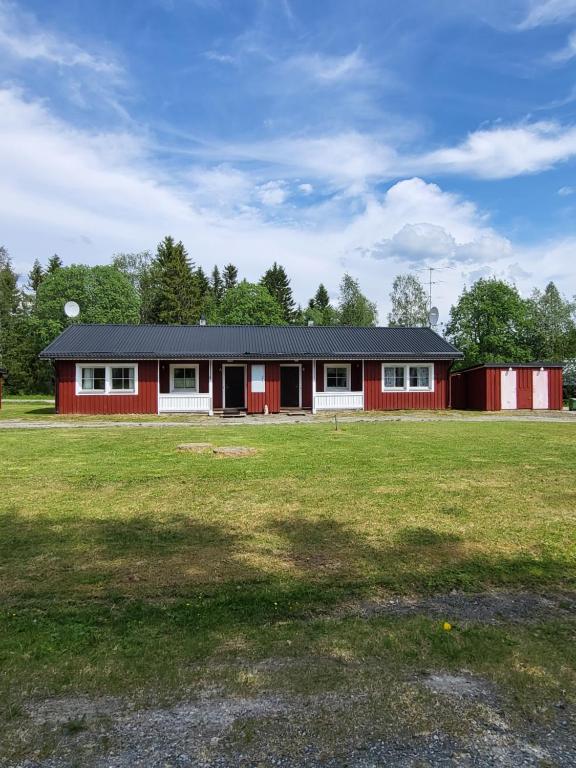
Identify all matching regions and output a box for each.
[0,507,574,694]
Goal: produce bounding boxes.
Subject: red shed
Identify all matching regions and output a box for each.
[450,363,563,411]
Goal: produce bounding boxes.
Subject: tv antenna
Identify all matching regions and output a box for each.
[414,265,455,327]
[64,301,80,318]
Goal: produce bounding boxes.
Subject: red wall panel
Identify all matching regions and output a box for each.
[516,368,533,409]
[56,360,158,414]
[548,368,563,410]
[301,361,312,408]
[364,361,451,410]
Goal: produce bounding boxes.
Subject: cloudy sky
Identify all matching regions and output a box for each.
[2,0,576,322]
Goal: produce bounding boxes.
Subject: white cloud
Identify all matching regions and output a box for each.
[558,185,576,195]
[298,183,313,195]
[256,180,288,206]
[413,121,576,179]
[283,49,372,84]
[519,0,576,29]
[1,87,575,324]
[0,0,120,74]
[549,29,576,61]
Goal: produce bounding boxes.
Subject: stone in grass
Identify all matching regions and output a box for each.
[213,446,257,457]
[177,443,213,453]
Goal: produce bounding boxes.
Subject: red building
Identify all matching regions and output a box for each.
[450,363,564,411]
[40,324,463,416]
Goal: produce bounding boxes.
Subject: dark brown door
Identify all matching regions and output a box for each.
[280,366,300,408]
[224,366,245,408]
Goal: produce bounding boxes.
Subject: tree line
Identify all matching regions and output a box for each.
[1,238,575,393]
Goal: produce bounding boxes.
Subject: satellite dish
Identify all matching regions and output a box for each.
[64,301,80,318]
[428,306,439,327]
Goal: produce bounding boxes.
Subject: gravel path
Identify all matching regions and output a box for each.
[7,591,576,768]
[1,410,575,429]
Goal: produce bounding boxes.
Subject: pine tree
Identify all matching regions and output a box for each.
[194,266,210,299]
[210,266,224,302]
[223,264,238,292]
[28,259,45,293]
[47,254,63,274]
[0,247,20,328]
[260,262,295,322]
[148,236,199,324]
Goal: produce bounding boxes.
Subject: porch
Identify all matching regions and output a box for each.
[156,359,365,414]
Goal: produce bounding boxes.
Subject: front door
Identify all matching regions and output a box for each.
[500,369,517,410]
[280,366,300,408]
[224,366,245,408]
[533,370,549,409]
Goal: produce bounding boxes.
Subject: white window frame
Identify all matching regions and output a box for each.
[381,362,435,393]
[170,364,199,394]
[76,363,139,395]
[324,363,351,392]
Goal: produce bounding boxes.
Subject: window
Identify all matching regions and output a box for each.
[381,363,434,392]
[111,367,136,392]
[325,365,350,391]
[410,366,430,389]
[81,367,106,392]
[383,366,405,389]
[76,364,138,395]
[170,365,198,392]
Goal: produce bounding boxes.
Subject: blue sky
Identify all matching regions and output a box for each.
[2,0,576,321]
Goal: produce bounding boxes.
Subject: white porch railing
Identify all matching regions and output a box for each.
[313,392,364,411]
[158,394,212,413]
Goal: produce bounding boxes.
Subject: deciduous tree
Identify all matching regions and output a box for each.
[337,274,378,326]
[216,281,285,325]
[388,273,429,327]
[446,278,533,367]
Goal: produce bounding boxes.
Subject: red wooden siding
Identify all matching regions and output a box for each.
[56,360,158,414]
[159,361,209,394]
[484,368,501,411]
[364,361,451,410]
[301,361,312,408]
[212,363,223,409]
[516,368,532,409]
[548,368,563,410]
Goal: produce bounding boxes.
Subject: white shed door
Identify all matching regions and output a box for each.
[532,370,549,409]
[501,369,517,409]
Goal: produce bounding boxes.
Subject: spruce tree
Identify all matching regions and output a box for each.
[28,259,45,292]
[312,284,330,311]
[210,266,224,302]
[148,236,198,324]
[223,264,238,292]
[260,262,295,322]
[47,254,63,274]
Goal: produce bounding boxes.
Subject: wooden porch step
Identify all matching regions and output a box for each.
[222,408,247,418]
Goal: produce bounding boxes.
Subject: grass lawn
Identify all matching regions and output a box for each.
[1,420,575,763]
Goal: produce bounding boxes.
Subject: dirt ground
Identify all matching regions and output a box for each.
[8,591,576,768]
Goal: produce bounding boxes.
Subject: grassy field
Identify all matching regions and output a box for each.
[1,419,575,762]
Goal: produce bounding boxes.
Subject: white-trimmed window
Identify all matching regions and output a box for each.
[409,365,431,389]
[325,364,351,391]
[382,363,434,392]
[76,364,138,395]
[170,364,198,393]
[383,366,405,389]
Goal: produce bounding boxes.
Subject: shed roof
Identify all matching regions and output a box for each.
[39,324,463,361]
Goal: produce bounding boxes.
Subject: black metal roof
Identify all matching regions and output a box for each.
[39,324,463,361]
[453,362,564,374]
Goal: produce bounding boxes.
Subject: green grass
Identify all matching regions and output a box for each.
[1,420,575,759]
